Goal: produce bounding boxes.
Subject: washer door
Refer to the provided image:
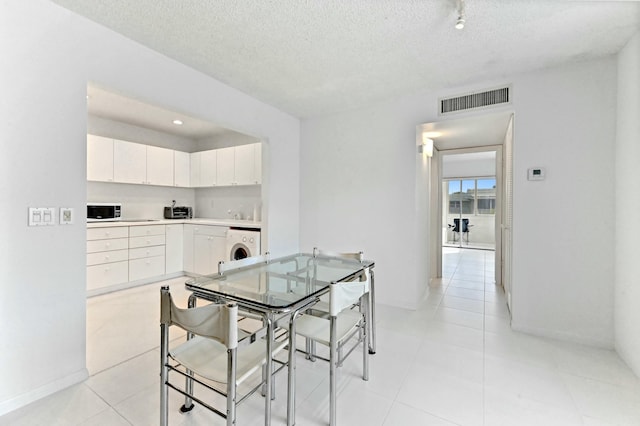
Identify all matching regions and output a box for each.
[230,243,250,260]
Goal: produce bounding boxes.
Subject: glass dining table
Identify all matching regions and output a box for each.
[184,252,376,426]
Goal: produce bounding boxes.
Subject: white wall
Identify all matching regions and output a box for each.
[615,31,640,375]
[0,0,300,414]
[300,56,618,347]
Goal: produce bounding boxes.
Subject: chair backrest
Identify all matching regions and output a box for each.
[219,252,270,274]
[453,218,470,232]
[329,267,370,316]
[160,286,238,349]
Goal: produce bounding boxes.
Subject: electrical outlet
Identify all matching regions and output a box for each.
[60,207,73,225]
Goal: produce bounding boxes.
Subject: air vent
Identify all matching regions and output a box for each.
[440,86,511,115]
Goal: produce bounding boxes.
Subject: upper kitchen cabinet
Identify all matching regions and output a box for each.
[114,140,146,184]
[190,149,217,187]
[113,140,174,186]
[236,143,262,185]
[216,146,235,185]
[87,134,114,182]
[146,145,174,186]
[215,143,262,186]
[174,151,190,187]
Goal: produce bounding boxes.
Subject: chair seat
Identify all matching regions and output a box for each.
[295,310,362,346]
[171,335,287,385]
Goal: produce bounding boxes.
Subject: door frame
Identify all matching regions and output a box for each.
[434,145,503,288]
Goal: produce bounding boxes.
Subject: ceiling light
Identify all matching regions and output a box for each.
[455,0,466,30]
[173,119,183,125]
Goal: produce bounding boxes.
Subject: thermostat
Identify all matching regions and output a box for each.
[528,167,545,181]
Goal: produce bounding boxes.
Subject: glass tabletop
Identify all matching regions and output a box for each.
[185,253,374,312]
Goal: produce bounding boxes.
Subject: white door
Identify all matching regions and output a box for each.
[216,146,235,185]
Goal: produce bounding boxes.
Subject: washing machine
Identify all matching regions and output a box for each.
[226,228,261,260]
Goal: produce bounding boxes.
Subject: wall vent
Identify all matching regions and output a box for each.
[439,86,511,115]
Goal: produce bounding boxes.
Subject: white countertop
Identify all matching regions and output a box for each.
[87,218,262,229]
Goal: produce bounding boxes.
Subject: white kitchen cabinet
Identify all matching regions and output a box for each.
[146,145,174,186]
[87,135,114,182]
[234,143,262,185]
[183,224,195,273]
[192,225,228,275]
[200,149,217,186]
[216,146,235,186]
[114,140,147,184]
[174,151,190,187]
[165,224,184,274]
[190,150,217,187]
[128,224,165,281]
[86,226,129,292]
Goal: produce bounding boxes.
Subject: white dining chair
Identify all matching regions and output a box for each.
[291,270,370,425]
[160,285,287,426]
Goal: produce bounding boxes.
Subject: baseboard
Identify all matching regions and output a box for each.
[510,321,614,349]
[0,368,89,417]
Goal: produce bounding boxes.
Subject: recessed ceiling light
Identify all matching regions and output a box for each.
[173,119,183,125]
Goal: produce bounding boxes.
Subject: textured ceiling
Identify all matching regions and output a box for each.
[53,0,639,118]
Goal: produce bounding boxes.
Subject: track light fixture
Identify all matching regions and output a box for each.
[455,0,466,30]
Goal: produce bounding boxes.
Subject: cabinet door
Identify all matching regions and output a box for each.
[146,145,174,186]
[234,144,254,185]
[193,233,227,275]
[254,143,262,185]
[193,234,214,275]
[216,147,235,185]
[114,140,147,184]
[183,224,195,273]
[200,150,217,186]
[87,135,114,182]
[166,224,184,274]
[190,151,202,187]
[174,151,190,187]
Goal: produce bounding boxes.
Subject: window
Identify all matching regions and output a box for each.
[447,178,496,215]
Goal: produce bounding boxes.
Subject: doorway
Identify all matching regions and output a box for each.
[441,150,498,251]
[439,148,501,290]
[418,111,513,301]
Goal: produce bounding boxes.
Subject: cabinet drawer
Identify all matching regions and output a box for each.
[87,249,129,266]
[193,225,228,237]
[129,234,165,248]
[87,260,128,290]
[129,256,165,281]
[129,224,166,237]
[87,226,128,240]
[87,237,128,253]
[129,245,165,260]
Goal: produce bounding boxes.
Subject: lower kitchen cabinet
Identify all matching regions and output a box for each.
[87,261,129,291]
[165,224,184,274]
[192,225,228,275]
[86,226,129,292]
[128,224,165,282]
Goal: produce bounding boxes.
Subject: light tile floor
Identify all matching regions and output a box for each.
[2,247,640,425]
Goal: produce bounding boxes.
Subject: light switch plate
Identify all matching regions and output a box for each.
[28,207,56,226]
[60,207,73,225]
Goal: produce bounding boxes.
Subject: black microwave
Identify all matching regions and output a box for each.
[87,203,121,222]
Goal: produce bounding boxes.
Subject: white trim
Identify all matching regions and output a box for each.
[0,369,89,416]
